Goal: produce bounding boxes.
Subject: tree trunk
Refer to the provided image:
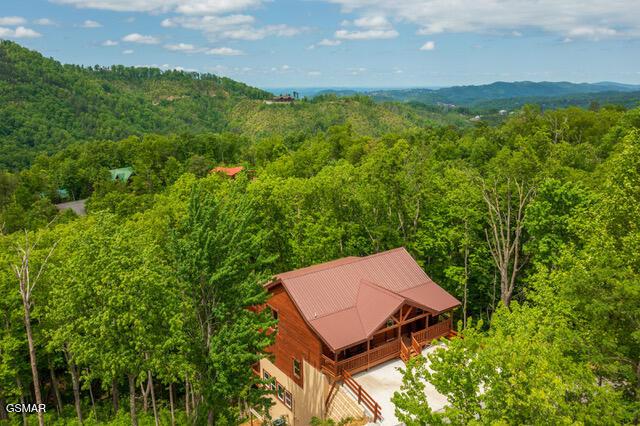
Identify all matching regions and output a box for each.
[112,378,120,414]
[0,397,8,420]
[128,374,138,426]
[463,242,469,328]
[13,233,56,426]
[49,363,63,415]
[140,379,150,413]
[185,376,190,418]
[191,383,197,414]
[148,371,159,426]
[482,179,534,308]
[169,382,176,426]
[21,294,44,426]
[69,361,83,423]
[88,379,98,421]
[16,377,27,426]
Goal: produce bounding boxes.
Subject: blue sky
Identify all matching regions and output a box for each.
[2,0,640,88]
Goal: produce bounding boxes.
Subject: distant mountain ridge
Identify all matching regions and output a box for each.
[318,81,640,107]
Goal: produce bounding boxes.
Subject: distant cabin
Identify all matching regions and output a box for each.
[210,166,245,178]
[56,188,70,200]
[264,92,299,104]
[109,167,134,183]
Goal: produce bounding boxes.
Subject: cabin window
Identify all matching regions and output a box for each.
[276,383,285,401]
[293,358,301,378]
[284,390,293,409]
[263,370,274,389]
[268,305,279,322]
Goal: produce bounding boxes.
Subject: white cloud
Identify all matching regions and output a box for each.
[51,0,262,15]
[567,26,618,38]
[81,19,102,28]
[308,71,321,76]
[317,38,341,46]
[335,28,398,40]
[175,0,261,15]
[347,67,366,75]
[220,24,303,40]
[205,47,244,55]
[122,33,160,44]
[326,0,640,40]
[352,15,391,29]
[164,15,304,41]
[0,26,41,38]
[420,40,435,50]
[102,39,119,46]
[161,18,177,28]
[162,14,254,30]
[122,49,134,54]
[0,16,26,26]
[164,42,197,52]
[34,18,57,26]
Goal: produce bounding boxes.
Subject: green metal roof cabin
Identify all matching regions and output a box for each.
[109,167,134,183]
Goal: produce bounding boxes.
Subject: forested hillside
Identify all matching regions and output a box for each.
[0,42,639,425]
[0,42,462,170]
[1,102,639,424]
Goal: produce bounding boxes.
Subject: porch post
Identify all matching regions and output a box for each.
[366,340,370,370]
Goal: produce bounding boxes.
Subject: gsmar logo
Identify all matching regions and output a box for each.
[6,404,47,413]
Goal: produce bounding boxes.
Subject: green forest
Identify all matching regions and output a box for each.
[1,42,639,425]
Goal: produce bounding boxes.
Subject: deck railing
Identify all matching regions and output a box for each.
[342,370,382,422]
[412,317,452,345]
[322,319,453,376]
[368,339,400,365]
[321,354,338,377]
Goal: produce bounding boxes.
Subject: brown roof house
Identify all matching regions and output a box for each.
[257,247,460,425]
[210,166,245,178]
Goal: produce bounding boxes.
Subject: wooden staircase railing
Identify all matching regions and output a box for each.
[342,370,382,423]
[324,379,339,413]
[411,335,422,355]
[400,339,410,362]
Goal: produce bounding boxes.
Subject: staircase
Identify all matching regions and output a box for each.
[400,336,422,363]
[324,370,382,423]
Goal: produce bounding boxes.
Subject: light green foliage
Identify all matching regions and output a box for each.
[169,176,276,424]
[393,307,628,425]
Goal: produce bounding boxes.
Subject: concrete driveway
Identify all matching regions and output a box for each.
[353,345,448,426]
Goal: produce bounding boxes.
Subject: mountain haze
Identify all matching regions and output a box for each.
[319,81,640,109]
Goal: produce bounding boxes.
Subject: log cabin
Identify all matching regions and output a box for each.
[257,247,460,425]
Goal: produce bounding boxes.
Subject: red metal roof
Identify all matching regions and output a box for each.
[211,166,245,177]
[272,247,461,351]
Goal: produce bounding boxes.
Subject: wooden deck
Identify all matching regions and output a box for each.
[321,317,453,376]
